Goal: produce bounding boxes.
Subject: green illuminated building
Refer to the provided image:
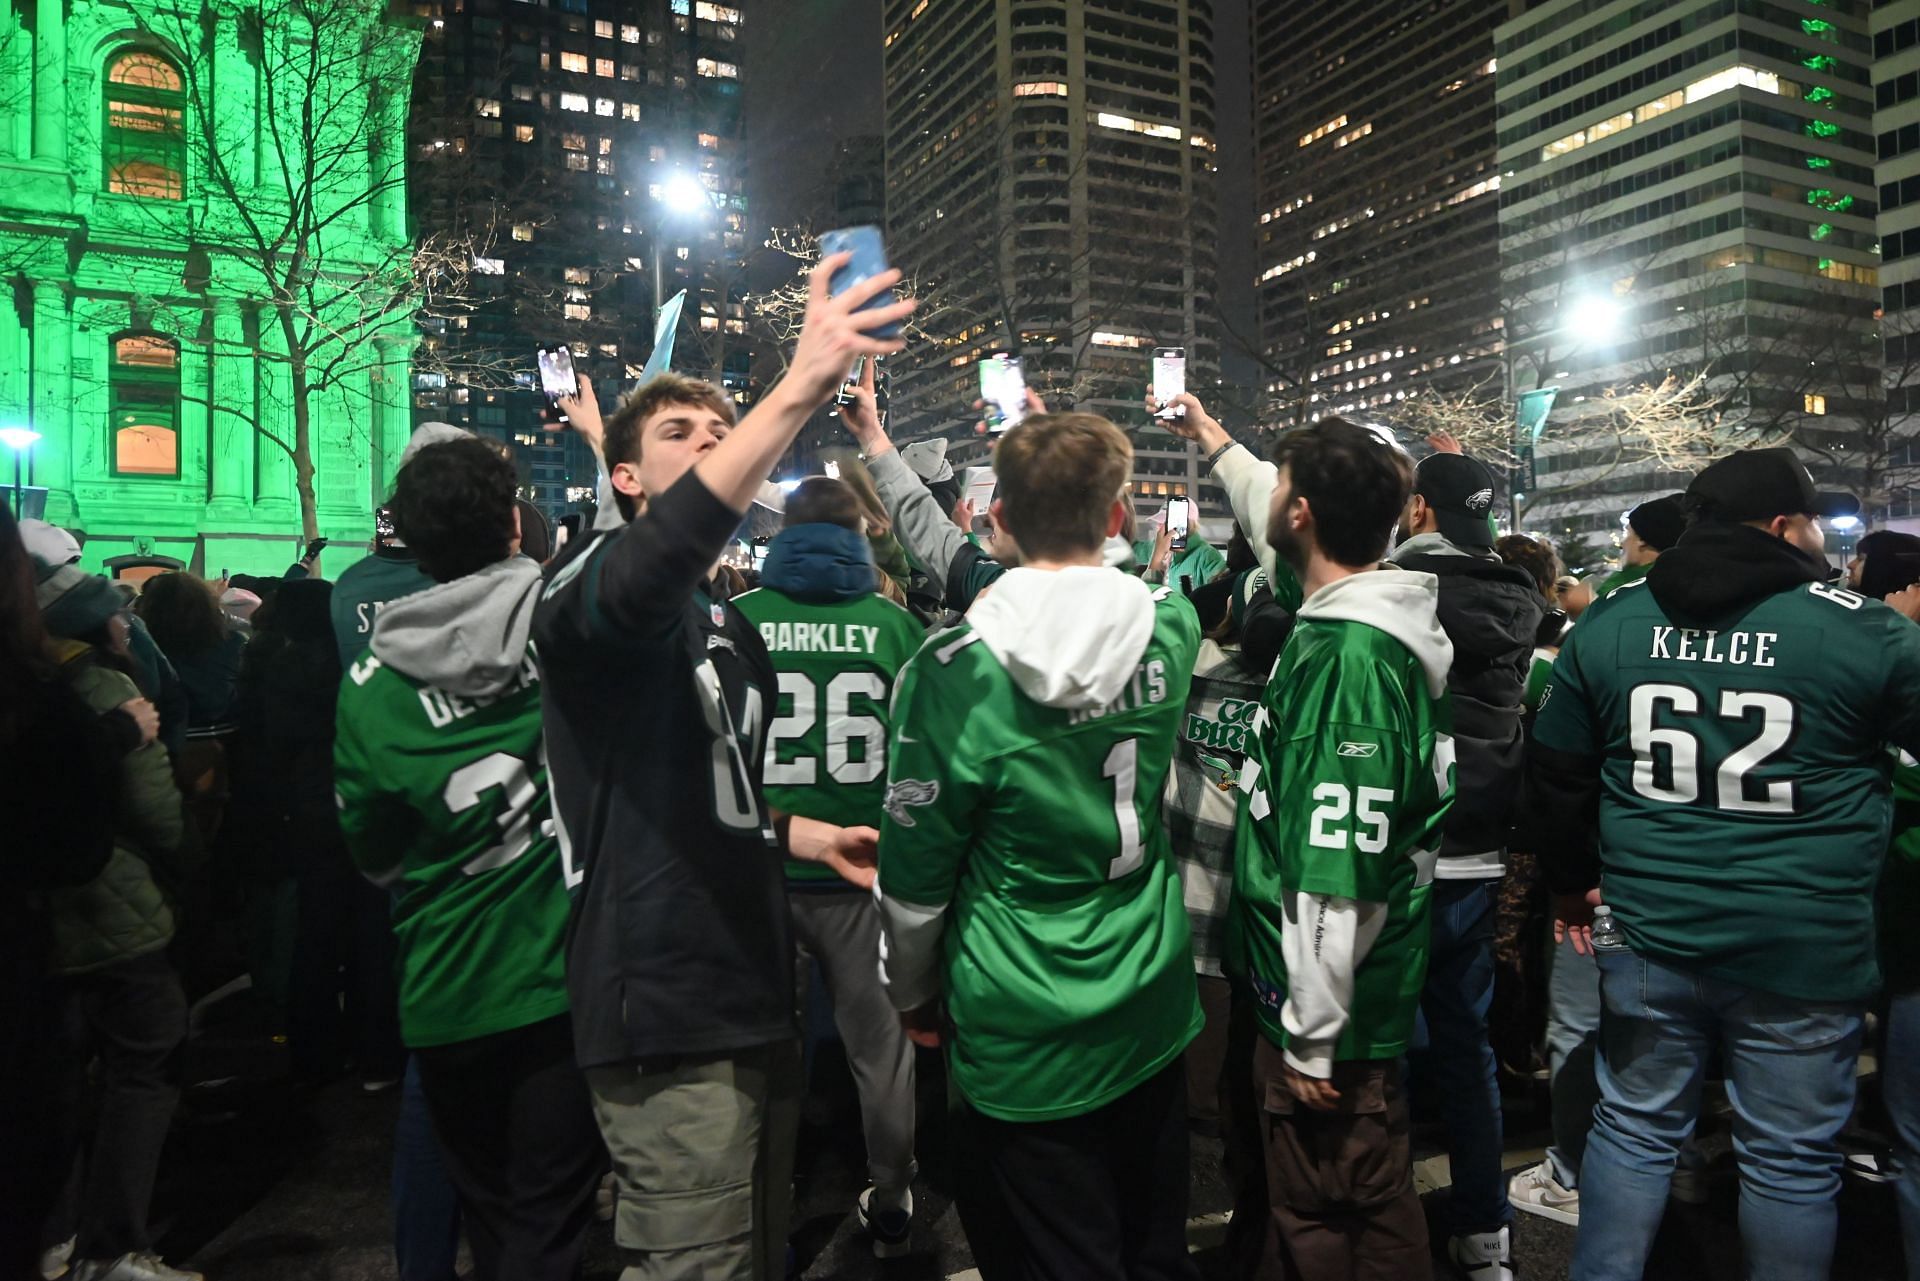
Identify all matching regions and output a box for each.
[0,0,422,577]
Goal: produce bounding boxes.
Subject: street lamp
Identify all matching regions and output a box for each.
[0,426,41,519]
[651,171,720,316]
[1564,294,1624,347]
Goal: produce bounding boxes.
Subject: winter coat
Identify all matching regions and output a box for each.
[42,642,191,975]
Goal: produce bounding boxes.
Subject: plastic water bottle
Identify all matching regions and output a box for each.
[1589,905,1629,953]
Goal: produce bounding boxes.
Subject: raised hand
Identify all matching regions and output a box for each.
[787,253,915,410]
[552,374,606,459]
[1147,392,1230,454]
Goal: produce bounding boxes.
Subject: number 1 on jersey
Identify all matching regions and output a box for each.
[1105,737,1145,880]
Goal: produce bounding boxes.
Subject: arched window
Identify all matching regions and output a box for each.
[104,50,186,200]
[110,333,181,477]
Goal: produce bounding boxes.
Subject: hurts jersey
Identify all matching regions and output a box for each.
[333,650,571,1049]
[878,588,1203,1122]
[731,588,924,879]
[1534,576,1920,1002]
[1232,615,1454,1061]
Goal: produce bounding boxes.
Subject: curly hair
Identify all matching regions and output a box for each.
[390,437,520,583]
[135,571,228,659]
[1495,534,1561,600]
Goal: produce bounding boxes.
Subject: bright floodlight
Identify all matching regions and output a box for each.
[1829,514,1861,532]
[1565,294,1623,345]
[0,426,41,452]
[658,172,712,216]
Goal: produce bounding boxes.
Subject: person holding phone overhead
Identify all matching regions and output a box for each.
[534,253,913,1281]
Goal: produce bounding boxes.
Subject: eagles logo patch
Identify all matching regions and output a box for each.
[1465,487,1494,513]
[884,779,940,827]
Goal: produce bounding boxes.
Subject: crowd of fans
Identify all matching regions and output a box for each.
[5,253,1920,1281]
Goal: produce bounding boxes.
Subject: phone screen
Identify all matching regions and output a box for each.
[375,505,396,544]
[1167,497,1191,550]
[979,355,1028,433]
[1152,348,1187,419]
[818,225,903,340]
[536,345,578,401]
[823,459,842,480]
[835,356,866,407]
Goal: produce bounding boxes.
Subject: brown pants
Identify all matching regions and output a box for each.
[1253,1040,1430,1281]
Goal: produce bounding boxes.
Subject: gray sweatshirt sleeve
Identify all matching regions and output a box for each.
[868,448,970,587]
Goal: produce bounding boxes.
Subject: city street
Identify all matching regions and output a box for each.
[140,981,1907,1281]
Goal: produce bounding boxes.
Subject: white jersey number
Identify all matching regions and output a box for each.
[765,671,888,787]
[1307,783,1394,853]
[442,749,550,877]
[1104,737,1146,880]
[1629,683,1795,814]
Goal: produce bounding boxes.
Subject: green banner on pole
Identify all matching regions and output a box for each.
[1517,386,1559,443]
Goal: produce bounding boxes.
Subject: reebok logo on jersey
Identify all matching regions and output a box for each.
[1337,741,1379,758]
[884,779,939,827]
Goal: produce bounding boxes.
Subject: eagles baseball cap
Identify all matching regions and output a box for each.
[1685,448,1858,525]
[1415,453,1499,549]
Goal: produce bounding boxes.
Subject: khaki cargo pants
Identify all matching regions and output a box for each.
[586,1040,801,1281]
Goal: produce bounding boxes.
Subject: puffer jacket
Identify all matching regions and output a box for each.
[43,641,189,975]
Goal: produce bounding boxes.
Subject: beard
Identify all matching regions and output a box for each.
[1266,510,1310,580]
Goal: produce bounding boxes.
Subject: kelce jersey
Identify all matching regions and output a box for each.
[731,587,925,882]
[1534,576,1920,1002]
[334,649,571,1049]
[879,587,1204,1122]
[1232,615,1454,1061]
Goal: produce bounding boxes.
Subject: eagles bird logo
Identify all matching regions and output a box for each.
[884,779,940,827]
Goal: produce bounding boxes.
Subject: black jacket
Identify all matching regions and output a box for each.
[1392,544,1544,866]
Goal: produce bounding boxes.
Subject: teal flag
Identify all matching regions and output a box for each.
[1516,386,1559,443]
[642,289,687,381]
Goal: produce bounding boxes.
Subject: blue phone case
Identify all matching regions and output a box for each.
[818,225,902,341]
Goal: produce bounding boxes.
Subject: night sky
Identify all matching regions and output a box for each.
[745,0,1256,362]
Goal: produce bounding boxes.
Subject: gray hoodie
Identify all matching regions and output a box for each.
[369,556,545,698]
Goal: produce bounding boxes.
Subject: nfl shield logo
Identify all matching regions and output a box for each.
[710,601,726,627]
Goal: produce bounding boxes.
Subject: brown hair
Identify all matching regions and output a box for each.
[783,477,865,532]
[993,412,1132,560]
[135,571,228,659]
[1495,533,1561,600]
[603,374,737,517]
[1268,418,1412,567]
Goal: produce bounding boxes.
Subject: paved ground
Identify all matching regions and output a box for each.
[138,983,1909,1280]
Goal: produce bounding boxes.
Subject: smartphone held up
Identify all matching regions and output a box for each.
[818,225,904,340]
[537,344,579,423]
[979,354,1028,433]
[1152,348,1186,420]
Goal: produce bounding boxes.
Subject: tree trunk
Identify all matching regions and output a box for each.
[282,309,320,543]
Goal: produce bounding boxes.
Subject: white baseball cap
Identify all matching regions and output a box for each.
[19,519,81,566]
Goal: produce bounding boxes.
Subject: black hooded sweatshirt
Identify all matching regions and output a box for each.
[1391,539,1545,871]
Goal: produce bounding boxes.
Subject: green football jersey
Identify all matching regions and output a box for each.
[1534,576,1920,1002]
[334,649,572,1048]
[732,588,925,881]
[879,587,1204,1122]
[1232,614,1454,1061]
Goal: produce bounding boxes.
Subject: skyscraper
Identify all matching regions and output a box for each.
[1875,1,1920,531]
[409,0,754,522]
[879,0,1223,524]
[1251,0,1508,430]
[1497,0,1881,540]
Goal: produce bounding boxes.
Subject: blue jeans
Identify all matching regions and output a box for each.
[393,1056,462,1281]
[1544,927,1602,1188]
[1412,878,1512,1236]
[1572,951,1864,1281]
[1886,989,1920,1281]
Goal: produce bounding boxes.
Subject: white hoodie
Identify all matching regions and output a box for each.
[1276,569,1454,1078]
[965,565,1158,710]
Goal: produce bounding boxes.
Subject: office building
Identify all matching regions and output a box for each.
[1252,1,1509,431]
[1497,0,1881,539]
[879,0,1224,524]
[409,0,753,522]
[1876,0,1920,530]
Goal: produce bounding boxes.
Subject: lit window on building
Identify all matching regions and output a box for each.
[561,92,589,112]
[1805,393,1828,415]
[620,63,640,80]
[104,50,186,200]
[1259,251,1316,282]
[1299,114,1348,147]
[474,97,502,118]
[1540,65,1787,161]
[564,267,591,284]
[696,58,739,79]
[1333,122,1372,148]
[561,51,589,73]
[1091,331,1149,348]
[621,24,641,43]
[621,103,641,120]
[566,153,590,170]
[594,19,613,38]
[562,132,587,150]
[698,132,720,148]
[1014,81,1068,97]
[697,2,742,21]
[1093,110,1179,140]
[514,124,535,142]
[565,303,592,321]
[596,157,615,174]
[595,57,615,77]
[595,98,616,116]
[473,255,505,275]
[110,334,181,477]
[511,84,535,101]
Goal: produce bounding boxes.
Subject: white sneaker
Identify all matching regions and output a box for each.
[856,1186,913,1259]
[1509,1158,1580,1226]
[40,1236,75,1280]
[70,1252,205,1281]
[1448,1226,1514,1281]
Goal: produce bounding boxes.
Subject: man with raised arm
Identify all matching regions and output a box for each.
[534,258,913,1281]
